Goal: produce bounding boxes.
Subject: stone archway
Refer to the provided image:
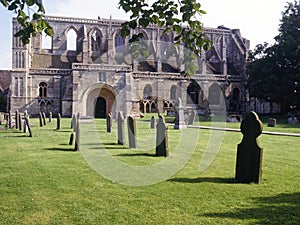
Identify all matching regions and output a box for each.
[83,84,116,118]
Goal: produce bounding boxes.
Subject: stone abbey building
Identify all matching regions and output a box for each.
[4,15,249,118]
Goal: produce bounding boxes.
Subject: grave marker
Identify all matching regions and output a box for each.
[106,112,112,133]
[75,113,80,151]
[235,111,263,184]
[56,113,61,130]
[42,112,46,126]
[150,116,156,129]
[127,115,137,148]
[174,98,187,129]
[24,115,33,137]
[156,115,169,157]
[15,110,19,129]
[268,118,276,127]
[39,112,43,127]
[117,111,125,145]
[18,112,22,131]
[49,112,52,122]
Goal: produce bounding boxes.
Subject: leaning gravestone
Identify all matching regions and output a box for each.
[156,115,169,157]
[117,111,125,145]
[42,112,47,126]
[235,111,263,184]
[127,115,137,148]
[268,118,276,127]
[49,112,52,123]
[106,112,112,133]
[150,116,156,129]
[23,111,28,133]
[24,114,33,137]
[174,98,187,129]
[39,112,43,127]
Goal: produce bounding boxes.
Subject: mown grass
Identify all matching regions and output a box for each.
[0,115,299,224]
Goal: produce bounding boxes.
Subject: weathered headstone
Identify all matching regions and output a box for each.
[74,113,80,151]
[268,118,276,127]
[106,112,112,133]
[71,114,77,132]
[39,112,43,127]
[235,111,263,184]
[24,115,33,137]
[49,112,52,123]
[127,115,137,148]
[174,98,187,129]
[23,110,28,133]
[150,116,156,129]
[187,110,196,125]
[117,111,125,145]
[56,113,61,130]
[18,112,22,131]
[156,115,169,157]
[15,110,19,129]
[42,112,46,126]
[8,111,12,128]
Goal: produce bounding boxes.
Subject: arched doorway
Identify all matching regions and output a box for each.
[95,97,106,118]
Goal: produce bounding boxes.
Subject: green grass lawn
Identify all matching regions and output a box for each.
[0,115,299,224]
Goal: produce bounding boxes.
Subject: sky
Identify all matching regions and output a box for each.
[0,0,288,69]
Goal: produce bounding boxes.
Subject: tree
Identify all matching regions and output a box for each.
[0,0,52,44]
[1,0,211,76]
[247,0,300,113]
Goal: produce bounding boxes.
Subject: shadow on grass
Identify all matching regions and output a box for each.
[115,152,157,157]
[201,192,300,224]
[168,177,236,184]
[44,147,76,152]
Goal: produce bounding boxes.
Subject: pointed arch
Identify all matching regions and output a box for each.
[66,27,77,51]
[114,30,125,53]
[90,28,103,52]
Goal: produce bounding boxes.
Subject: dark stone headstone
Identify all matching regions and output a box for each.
[127,115,137,148]
[187,110,196,125]
[156,115,169,157]
[56,113,61,130]
[117,111,125,145]
[174,98,187,129]
[18,112,22,131]
[39,112,43,127]
[235,111,263,184]
[106,112,112,133]
[42,112,46,126]
[150,116,156,129]
[75,113,80,151]
[23,110,28,133]
[268,118,276,127]
[15,110,19,129]
[49,112,52,123]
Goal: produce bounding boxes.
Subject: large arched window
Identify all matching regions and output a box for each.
[187,81,200,105]
[143,84,152,100]
[115,30,125,53]
[39,82,47,98]
[91,29,102,51]
[170,85,177,100]
[66,28,77,51]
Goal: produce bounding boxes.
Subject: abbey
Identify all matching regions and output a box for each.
[6,15,249,118]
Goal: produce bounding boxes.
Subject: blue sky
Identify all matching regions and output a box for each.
[0,0,287,69]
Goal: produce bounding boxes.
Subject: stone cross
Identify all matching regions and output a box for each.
[156,115,169,157]
[174,97,187,129]
[235,111,263,184]
[127,115,137,148]
[117,111,125,145]
[150,116,156,129]
[106,112,112,133]
[56,113,61,130]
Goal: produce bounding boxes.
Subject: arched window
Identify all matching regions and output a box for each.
[41,31,52,49]
[91,30,102,51]
[187,81,200,105]
[143,84,152,100]
[66,28,77,51]
[170,85,177,100]
[115,31,125,53]
[39,82,47,98]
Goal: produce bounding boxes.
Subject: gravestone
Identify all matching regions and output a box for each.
[156,115,169,157]
[24,115,33,137]
[174,98,187,129]
[74,113,80,151]
[18,112,22,131]
[150,116,156,129]
[268,118,276,127]
[23,111,28,133]
[187,110,196,125]
[8,111,12,128]
[15,110,19,129]
[71,114,77,132]
[106,112,112,133]
[117,111,125,145]
[235,111,263,184]
[39,112,43,127]
[42,112,46,126]
[49,112,52,123]
[127,115,137,148]
[56,113,61,130]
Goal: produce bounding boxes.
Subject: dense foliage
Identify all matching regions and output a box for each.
[247,0,300,113]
